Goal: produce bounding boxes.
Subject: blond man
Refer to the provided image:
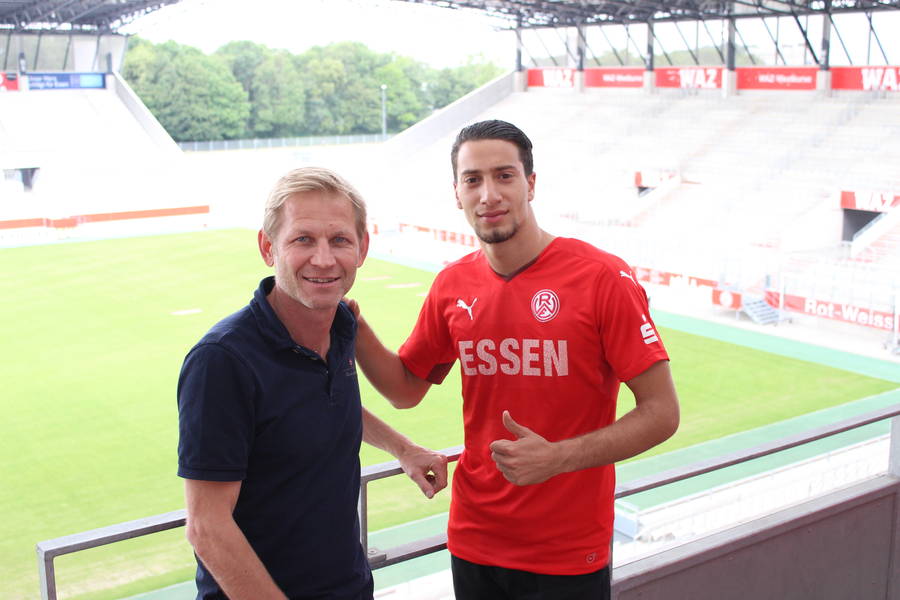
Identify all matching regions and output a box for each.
[177,167,447,600]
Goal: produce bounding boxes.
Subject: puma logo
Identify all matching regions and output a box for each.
[456,298,478,320]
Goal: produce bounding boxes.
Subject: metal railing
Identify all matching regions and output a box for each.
[358,444,463,568]
[36,405,900,600]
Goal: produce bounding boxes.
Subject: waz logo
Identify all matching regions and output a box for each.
[456,298,477,320]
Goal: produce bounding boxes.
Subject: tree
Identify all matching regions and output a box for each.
[295,42,394,135]
[122,40,250,141]
[121,37,166,94]
[215,41,270,93]
[375,55,433,131]
[123,38,504,140]
[249,51,306,137]
[427,55,504,110]
[295,52,346,134]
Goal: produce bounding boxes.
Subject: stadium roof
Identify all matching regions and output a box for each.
[0,0,179,33]
[396,0,900,28]
[2,0,898,33]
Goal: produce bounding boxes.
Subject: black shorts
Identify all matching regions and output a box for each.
[451,554,611,600]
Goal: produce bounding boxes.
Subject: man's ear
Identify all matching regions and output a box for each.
[527,171,536,202]
[258,229,275,267]
[358,230,370,267]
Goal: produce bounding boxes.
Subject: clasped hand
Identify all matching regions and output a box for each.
[398,446,449,499]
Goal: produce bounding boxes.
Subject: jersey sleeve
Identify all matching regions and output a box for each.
[177,343,257,481]
[398,282,457,384]
[596,263,669,383]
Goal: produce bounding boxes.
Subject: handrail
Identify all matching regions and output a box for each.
[36,510,187,600]
[616,403,900,497]
[36,407,900,599]
[358,443,463,562]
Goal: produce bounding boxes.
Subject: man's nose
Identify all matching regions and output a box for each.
[480,179,501,204]
[310,241,336,267]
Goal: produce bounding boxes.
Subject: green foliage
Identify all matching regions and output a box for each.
[375,56,431,131]
[122,39,250,141]
[122,37,504,141]
[215,40,270,94]
[215,42,307,137]
[426,55,504,110]
[249,51,306,137]
[296,42,388,135]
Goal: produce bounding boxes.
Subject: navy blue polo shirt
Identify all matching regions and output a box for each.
[177,276,372,600]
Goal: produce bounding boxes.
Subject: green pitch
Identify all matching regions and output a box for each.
[0,229,895,600]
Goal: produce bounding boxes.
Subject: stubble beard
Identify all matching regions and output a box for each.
[476,223,518,245]
[277,272,349,313]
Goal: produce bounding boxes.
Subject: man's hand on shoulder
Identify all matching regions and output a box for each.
[489,411,569,486]
[343,297,360,319]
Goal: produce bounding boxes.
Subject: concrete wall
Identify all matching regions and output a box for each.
[385,70,515,157]
[108,72,181,156]
[613,475,900,600]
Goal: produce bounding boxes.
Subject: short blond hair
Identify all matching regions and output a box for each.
[263,167,367,240]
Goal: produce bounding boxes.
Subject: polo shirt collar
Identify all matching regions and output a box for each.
[250,276,357,352]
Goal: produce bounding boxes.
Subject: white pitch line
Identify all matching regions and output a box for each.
[171,308,203,316]
[361,276,392,282]
[386,283,421,289]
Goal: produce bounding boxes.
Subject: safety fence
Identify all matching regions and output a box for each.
[178,133,391,152]
[36,405,900,599]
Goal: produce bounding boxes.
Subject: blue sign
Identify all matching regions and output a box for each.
[28,72,106,90]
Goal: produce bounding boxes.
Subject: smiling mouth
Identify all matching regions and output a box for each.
[304,276,340,284]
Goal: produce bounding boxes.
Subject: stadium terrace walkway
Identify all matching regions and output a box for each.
[617,309,900,507]
[653,310,900,384]
[616,386,899,508]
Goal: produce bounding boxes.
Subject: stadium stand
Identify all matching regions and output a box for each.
[1,88,160,158]
[0,73,210,245]
[857,223,900,266]
[365,85,899,335]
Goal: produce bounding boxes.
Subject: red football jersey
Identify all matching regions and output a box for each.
[399,237,669,574]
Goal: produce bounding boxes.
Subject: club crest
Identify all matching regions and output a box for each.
[530,289,560,322]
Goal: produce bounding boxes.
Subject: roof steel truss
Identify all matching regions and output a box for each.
[0,0,179,32]
[398,0,900,28]
[2,0,897,32]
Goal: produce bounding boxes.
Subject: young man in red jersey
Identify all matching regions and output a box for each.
[352,120,680,599]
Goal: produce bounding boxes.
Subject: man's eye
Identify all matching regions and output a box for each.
[294,236,310,243]
[333,236,350,245]
[464,177,478,184]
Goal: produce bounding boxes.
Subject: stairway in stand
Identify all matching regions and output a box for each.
[742,297,790,325]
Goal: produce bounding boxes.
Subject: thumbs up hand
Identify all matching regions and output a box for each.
[489,411,566,486]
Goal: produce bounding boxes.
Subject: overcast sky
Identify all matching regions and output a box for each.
[121,0,899,68]
[121,0,516,68]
